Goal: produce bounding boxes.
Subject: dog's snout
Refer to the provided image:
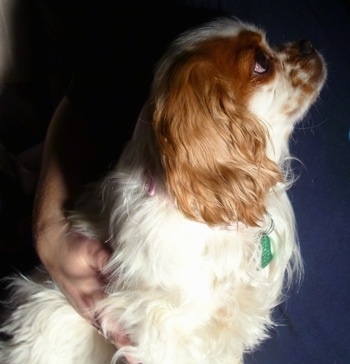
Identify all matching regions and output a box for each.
[299,39,314,56]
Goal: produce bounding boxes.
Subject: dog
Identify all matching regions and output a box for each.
[0,17,327,364]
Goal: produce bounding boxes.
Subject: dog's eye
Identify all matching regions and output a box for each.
[253,51,270,74]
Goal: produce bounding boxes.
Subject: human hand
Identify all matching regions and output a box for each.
[53,231,130,347]
[36,220,111,322]
[35,219,133,350]
[37,222,130,348]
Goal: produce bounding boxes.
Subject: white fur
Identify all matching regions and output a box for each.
[0,18,326,364]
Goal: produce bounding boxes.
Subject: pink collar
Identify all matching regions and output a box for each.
[144,170,156,196]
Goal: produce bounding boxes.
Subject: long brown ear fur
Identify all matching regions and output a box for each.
[152,58,282,227]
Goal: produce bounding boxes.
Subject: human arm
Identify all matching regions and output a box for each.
[33,96,112,324]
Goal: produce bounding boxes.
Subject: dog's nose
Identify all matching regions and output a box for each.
[299,39,315,55]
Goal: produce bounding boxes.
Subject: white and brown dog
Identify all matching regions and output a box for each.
[0,18,326,364]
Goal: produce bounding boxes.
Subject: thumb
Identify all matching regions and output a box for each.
[95,244,112,271]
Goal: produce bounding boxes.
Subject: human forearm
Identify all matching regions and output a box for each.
[33,98,101,265]
[32,96,112,322]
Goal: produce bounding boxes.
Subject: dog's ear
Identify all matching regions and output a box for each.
[152,58,282,227]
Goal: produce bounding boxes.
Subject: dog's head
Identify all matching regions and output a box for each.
[149,18,327,227]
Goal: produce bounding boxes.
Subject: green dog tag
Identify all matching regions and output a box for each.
[260,234,273,268]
